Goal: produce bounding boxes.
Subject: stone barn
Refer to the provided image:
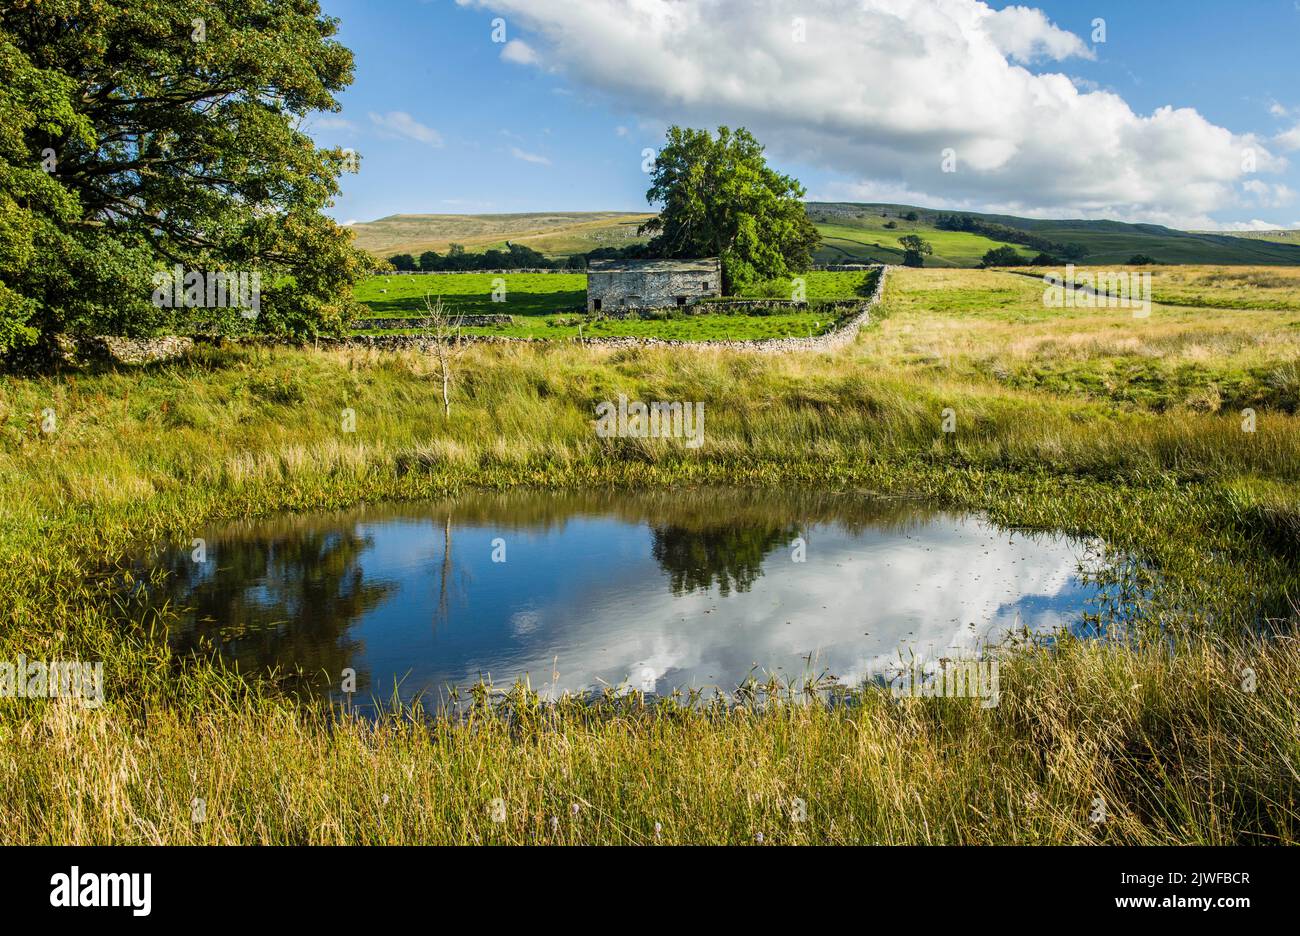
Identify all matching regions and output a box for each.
[586,258,721,313]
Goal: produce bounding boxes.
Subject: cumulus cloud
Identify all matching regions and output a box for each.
[459,0,1283,226]
[511,146,552,165]
[308,115,357,132]
[1277,123,1300,151]
[980,4,1094,63]
[500,38,540,65]
[1242,179,1295,209]
[1212,218,1290,232]
[368,111,443,147]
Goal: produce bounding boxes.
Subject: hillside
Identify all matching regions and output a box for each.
[1199,229,1300,246]
[346,204,1300,267]
[348,211,653,258]
[808,203,1300,266]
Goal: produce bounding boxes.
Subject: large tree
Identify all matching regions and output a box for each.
[640,126,820,293]
[0,0,375,357]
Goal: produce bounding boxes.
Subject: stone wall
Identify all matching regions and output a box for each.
[52,335,196,366]
[48,267,888,363]
[357,314,514,330]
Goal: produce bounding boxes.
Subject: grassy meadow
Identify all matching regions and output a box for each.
[352,269,874,339]
[1,265,1298,844]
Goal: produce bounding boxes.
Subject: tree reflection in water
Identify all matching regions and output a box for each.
[650,522,801,596]
[164,527,396,695]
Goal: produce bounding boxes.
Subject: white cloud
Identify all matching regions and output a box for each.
[458,0,1284,226]
[1277,123,1300,151]
[500,38,540,65]
[1212,218,1288,231]
[615,125,630,137]
[309,115,357,132]
[1269,102,1290,118]
[368,111,443,147]
[511,146,552,165]
[981,4,1095,63]
[1242,179,1295,208]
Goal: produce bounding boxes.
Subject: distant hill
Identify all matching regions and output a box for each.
[808,203,1300,267]
[1195,229,1300,246]
[347,204,1300,267]
[348,211,653,258]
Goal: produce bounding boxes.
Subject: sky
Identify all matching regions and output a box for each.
[308,0,1300,231]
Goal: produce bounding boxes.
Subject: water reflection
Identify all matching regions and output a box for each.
[141,489,1101,703]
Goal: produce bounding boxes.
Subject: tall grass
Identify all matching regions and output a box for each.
[0,267,1297,844]
[3,633,1295,845]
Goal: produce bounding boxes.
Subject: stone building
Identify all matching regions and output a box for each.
[586,258,721,313]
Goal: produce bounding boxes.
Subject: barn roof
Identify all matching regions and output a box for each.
[587,258,719,274]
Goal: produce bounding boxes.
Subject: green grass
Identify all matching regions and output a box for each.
[354,271,587,317]
[2,265,1298,843]
[814,220,1025,267]
[353,270,875,340]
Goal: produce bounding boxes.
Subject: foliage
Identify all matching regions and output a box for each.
[979,246,1026,267]
[0,0,377,358]
[898,234,933,267]
[639,126,820,293]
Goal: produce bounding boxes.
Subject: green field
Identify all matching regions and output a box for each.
[355,272,587,317]
[815,220,1023,267]
[354,270,875,340]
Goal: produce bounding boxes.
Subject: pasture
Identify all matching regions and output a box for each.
[352,269,878,340]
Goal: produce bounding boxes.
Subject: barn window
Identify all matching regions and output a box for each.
[702,281,711,290]
[676,296,687,307]
[593,299,602,311]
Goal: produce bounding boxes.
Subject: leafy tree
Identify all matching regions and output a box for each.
[639,126,819,293]
[903,211,919,222]
[897,235,933,267]
[388,253,416,272]
[418,250,442,272]
[0,0,376,358]
[1127,254,1159,265]
[979,246,1024,267]
[1030,252,1061,266]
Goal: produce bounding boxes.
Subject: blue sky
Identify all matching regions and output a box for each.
[309,0,1300,230]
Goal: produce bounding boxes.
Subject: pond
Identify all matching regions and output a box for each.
[141,489,1103,705]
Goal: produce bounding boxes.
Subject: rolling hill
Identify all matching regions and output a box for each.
[346,204,1300,267]
[1198,229,1300,246]
[347,211,653,258]
[807,203,1300,267]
